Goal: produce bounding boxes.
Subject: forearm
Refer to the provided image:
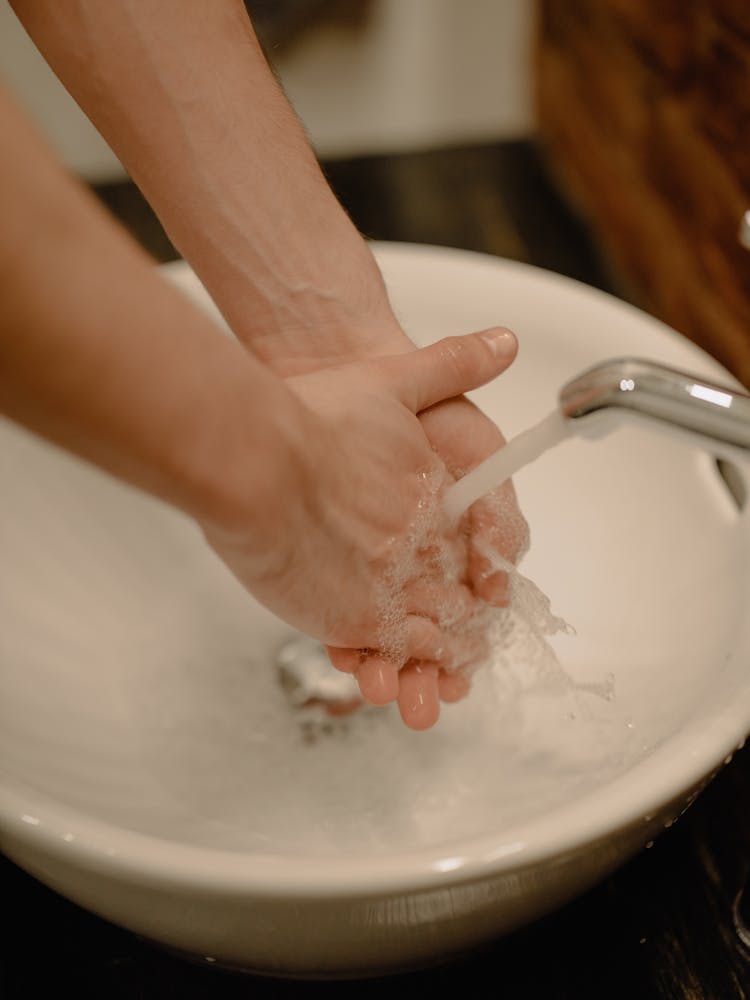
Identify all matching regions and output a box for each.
[0,84,307,551]
[10,0,404,372]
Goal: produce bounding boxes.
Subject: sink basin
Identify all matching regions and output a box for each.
[1,242,749,978]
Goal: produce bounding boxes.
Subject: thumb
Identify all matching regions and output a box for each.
[380,327,518,413]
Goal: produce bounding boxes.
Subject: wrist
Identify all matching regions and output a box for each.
[181,368,315,579]
[201,231,416,375]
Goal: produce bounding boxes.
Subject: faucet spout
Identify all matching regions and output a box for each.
[559,358,750,457]
[443,357,750,522]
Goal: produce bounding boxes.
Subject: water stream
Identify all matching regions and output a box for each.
[443,410,572,520]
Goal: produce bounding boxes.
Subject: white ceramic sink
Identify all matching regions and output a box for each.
[1,243,749,977]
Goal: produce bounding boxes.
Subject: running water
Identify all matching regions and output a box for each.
[443,410,572,520]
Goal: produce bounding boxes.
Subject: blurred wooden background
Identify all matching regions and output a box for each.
[535,0,750,387]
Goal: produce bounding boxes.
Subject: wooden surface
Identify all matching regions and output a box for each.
[3,140,750,998]
[535,0,750,388]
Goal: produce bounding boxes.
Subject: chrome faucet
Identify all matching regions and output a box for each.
[559,358,750,458]
[560,210,750,458]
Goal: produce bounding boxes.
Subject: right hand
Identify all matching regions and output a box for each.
[203,327,518,729]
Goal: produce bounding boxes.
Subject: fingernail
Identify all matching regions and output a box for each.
[479,327,517,358]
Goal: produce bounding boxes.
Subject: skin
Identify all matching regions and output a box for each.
[7,0,530,727]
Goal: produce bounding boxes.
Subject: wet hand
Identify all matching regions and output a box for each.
[205,327,517,730]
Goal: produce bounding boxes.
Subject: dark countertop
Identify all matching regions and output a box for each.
[3,140,750,999]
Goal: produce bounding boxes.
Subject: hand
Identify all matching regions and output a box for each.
[249,305,529,698]
[202,328,518,729]
[245,292,530,605]
[420,393,530,605]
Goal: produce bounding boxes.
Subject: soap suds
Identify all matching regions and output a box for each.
[366,463,581,707]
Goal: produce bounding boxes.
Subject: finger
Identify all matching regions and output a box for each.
[328,608,468,681]
[419,395,506,480]
[469,481,530,605]
[306,696,364,717]
[470,562,509,606]
[416,394,529,603]
[470,480,528,563]
[356,654,400,705]
[379,327,518,414]
[406,578,476,629]
[328,616,454,677]
[325,645,361,674]
[404,614,449,662]
[438,668,472,703]
[397,662,441,730]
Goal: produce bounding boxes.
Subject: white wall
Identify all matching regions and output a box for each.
[274,0,534,159]
[0,0,534,182]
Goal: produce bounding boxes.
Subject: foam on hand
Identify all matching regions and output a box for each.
[286,417,581,721]
[367,441,579,709]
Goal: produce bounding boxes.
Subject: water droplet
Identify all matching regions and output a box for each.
[645,840,654,849]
